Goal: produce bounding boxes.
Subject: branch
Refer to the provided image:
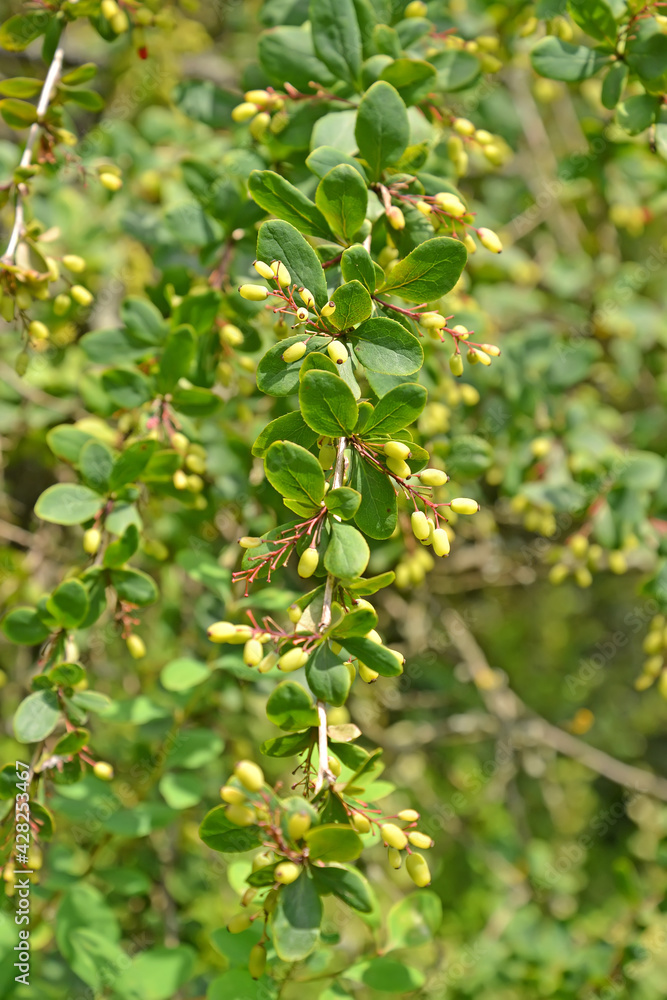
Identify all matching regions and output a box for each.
[2,44,65,264]
[443,609,667,802]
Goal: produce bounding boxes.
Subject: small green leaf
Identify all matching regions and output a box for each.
[257,335,331,396]
[531,36,610,81]
[159,772,204,810]
[49,661,85,687]
[300,370,359,436]
[306,146,367,182]
[616,93,659,134]
[102,523,139,567]
[431,48,481,91]
[252,411,318,458]
[386,891,443,950]
[380,236,467,303]
[46,425,94,464]
[315,165,368,244]
[311,863,374,912]
[355,81,410,180]
[310,0,362,87]
[249,170,334,240]
[265,441,326,506]
[324,487,361,519]
[349,455,398,540]
[0,97,37,127]
[101,367,152,409]
[109,568,158,606]
[54,727,89,755]
[304,823,363,862]
[261,731,312,757]
[351,956,425,992]
[199,805,263,853]
[61,87,104,111]
[341,244,376,293]
[626,27,667,82]
[157,325,196,393]
[365,382,428,435]
[46,579,89,629]
[271,871,322,961]
[259,24,336,93]
[342,636,403,676]
[305,642,352,706]
[379,58,437,105]
[351,317,423,375]
[160,657,210,692]
[257,220,329,307]
[35,484,104,526]
[567,0,617,42]
[0,77,42,98]
[109,440,159,489]
[324,522,370,580]
[14,690,60,743]
[266,681,319,731]
[330,280,373,330]
[2,607,51,645]
[0,14,47,52]
[601,61,627,109]
[79,439,114,492]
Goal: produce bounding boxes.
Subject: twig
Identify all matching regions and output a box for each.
[2,45,65,264]
[444,609,667,802]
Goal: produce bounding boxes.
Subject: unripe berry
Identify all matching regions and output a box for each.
[70,285,93,307]
[258,651,278,673]
[221,785,246,804]
[365,629,382,645]
[469,347,491,366]
[411,511,431,541]
[253,851,274,871]
[282,341,307,364]
[477,227,503,253]
[462,233,477,254]
[248,943,266,979]
[100,172,123,192]
[287,811,311,841]
[243,639,264,667]
[227,912,251,934]
[384,440,411,461]
[278,647,309,672]
[110,10,129,32]
[381,823,408,850]
[351,812,371,833]
[83,527,102,555]
[415,200,432,216]
[101,0,119,18]
[434,192,466,217]
[327,340,348,365]
[62,254,86,273]
[295,307,309,322]
[245,89,271,106]
[431,528,451,557]
[479,343,501,357]
[319,444,337,469]
[208,621,237,643]
[252,260,274,282]
[321,300,336,317]
[405,0,428,16]
[386,206,405,230]
[45,256,60,281]
[239,283,269,301]
[420,468,448,487]
[185,453,207,474]
[287,604,302,624]
[386,456,411,478]
[420,312,447,329]
[449,497,480,515]
[171,432,189,454]
[220,323,244,346]
[453,117,475,136]
[234,760,264,792]
[608,551,627,575]
[397,809,420,822]
[328,756,341,777]
[232,102,259,123]
[275,861,300,884]
[126,634,146,660]
[643,631,663,655]
[28,320,48,342]
[226,803,257,826]
[299,287,315,307]
[186,474,204,493]
[548,563,568,585]
[53,293,71,315]
[271,260,291,287]
[575,566,593,588]
[249,112,270,140]
[449,352,464,376]
[298,547,319,578]
[408,830,434,849]
[358,663,379,683]
[406,851,431,886]
[644,655,663,677]
[93,761,114,781]
[388,847,402,869]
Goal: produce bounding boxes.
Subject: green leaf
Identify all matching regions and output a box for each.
[249,170,334,240]
[601,60,628,109]
[446,434,493,478]
[530,37,610,81]
[199,805,263,853]
[171,386,220,416]
[265,441,326,506]
[101,367,152,409]
[113,945,196,1000]
[341,244,376,294]
[110,568,159,606]
[0,14,47,51]
[109,440,159,490]
[79,439,114,492]
[347,571,395,595]
[311,864,374,912]
[257,220,328,307]
[46,425,94,463]
[310,0,362,87]
[306,642,352,706]
[160,657,210,692]
[350,956,425,992]
[330,280,373,330]
[172,79,237,128]
[349,455,398,540]
[271,872,322,961]
[0,97,37,127]
[257,335,331,396]
[567,0,616,42]
[53,727,89,754]
[300,370,359,436]
[379,58,437,105]
[304,823,363,861]
[2,607,51,645]
[35,484,104,525]
[380,236,467,303]
[342,636,403,676]
[626,27,667,81]
[259,24,336,93]
[315,165,368,244]
[324,487,361,519]
[13,690,60,743]
[159,773,204,810]
[167,728,224,769]
[61,87,104,111]
[61,63,97,85]
[330,603,377,639]
[0,77,42,97]
[306,146,367,182]
[261,731,312,757]
[365,382,427,435]
[46,579,89,629]
[351,317,423,375]
[386,891,442,950]
[324,522,370,580]
[103,523,139,567]
[266,681,319,730]
[616,93,659,135]
[156,325,196,393]
[431,48,481,91]
[252,411,318,457]
[355,81,410,180]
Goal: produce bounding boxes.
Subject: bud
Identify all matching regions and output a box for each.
[411,511,431,541]
[431,528,451,557]
[71,285,93,307]
[420,468,448,487]
[278,647,309,672]
[287,811,312,841]
[434,192,466,217]
[244,639,264,667]
[351,812,371,833]
[271,260,291,287]
[232,102,259,123]
[297,547,319,578]
[386,456,411,479]
[453,117,475,136]
[83,527,102,555]
[384,440,411,461]
[275,861,300,884]
[126,634,146,660]
[283,341,307,364]
[62,254,86,273]
[220,323,244,346]
[234,760,264,792]
[397,809,420,822]
[449,352,464,376]
[386,205,405,230]
[321,300,336,317]
[239,283,269,301]
[227,912,251,934]
[449,497,479,515]
[358,663,379,683]
[248,943,266,980]
[100,172,123,192]
[406,851,431,886]
[381,823,408,850]
[408,830,434,849]
[388,847,403,869]
[287,604,302,624]
[221,785,246,804]
[477,227,503,253]
[93,761,114,781]
[327,340,348,365]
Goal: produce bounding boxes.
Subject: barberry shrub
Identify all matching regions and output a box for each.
[2,0,667,995]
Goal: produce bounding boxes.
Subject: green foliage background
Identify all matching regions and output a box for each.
[1,0,667,997]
